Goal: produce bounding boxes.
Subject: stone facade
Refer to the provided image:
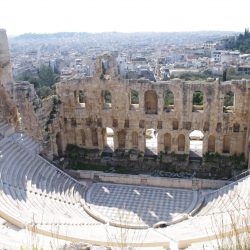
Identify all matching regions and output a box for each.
[1,28,250,168]
[52,70,250,166]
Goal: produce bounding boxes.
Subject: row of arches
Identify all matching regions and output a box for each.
[74,89,235,113]
[56,129,232,156]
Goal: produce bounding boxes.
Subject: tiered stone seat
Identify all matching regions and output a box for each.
[0,130,249,248]
[0,138,98,227]
[156,174,250,249]
[11,132,41,154]
[197,175,250,216]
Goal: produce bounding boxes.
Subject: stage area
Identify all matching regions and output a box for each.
[86,183,199,228]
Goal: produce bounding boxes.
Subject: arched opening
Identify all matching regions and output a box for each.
[192,91,204,112]
[223,91,235,113]
[233,123,240,132]
[145,128,158,155]
[208,135,215,153]
[80,129,86,146]
[118,130,126,149]
[223,135,230,153]
[164,90,174,112]
[91,128,98,147]
[132,131,138,148]
[173,119,179,130]
[56,132,63,156]
[189,130,204,159]
[144,90,158,114]
[103,90,112,109]
[130,90,139,110]
[79,90,86,107]
[178,134,185,152]
[164,133,171,152]
[103,127,114,152]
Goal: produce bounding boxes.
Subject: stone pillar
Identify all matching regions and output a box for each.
[138,130,145,152]
[157,130,164,153]
[157,91,164,116]
[202,134,208,155]
[125,129,131,149]
[113,130,118,150]
[85,127,92,147]
[97,127,103,149]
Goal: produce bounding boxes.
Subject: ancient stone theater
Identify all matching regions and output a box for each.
[0,29,250,249]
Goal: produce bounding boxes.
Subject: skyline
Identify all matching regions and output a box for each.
[1,0,250,36]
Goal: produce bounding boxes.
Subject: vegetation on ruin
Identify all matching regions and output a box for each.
[44,95,61,131]
[131,90,139,104]
[164,90,174,106]
[16,64,60,99]
[193,90,204,105]
[204,152,247,171]
[224,91,234,107]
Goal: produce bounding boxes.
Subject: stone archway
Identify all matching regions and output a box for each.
[164,133,171,152]
[208,135,215,152]
[223,135,230,153]
[132,131,139,148]
[145,128,158,155]
[178,134,185,152]
[189,130,204,159]
[117,130,126,149]
[103,127,114,152]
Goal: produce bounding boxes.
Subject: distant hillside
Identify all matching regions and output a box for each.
[10,31,238,47]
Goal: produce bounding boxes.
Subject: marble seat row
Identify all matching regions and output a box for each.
[10,132,41,154]
[0,137,98,227]
[197,174,250,216]
[156,174,250,249]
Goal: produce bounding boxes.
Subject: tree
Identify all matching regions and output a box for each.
[38,64,59,87]
[193,91,203,105]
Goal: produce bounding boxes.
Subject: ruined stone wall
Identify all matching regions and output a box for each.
[13,81,44,139]
[13,81,56,143]
[0,29,18,127]
[0,29,13,90]
[52,77,250,162]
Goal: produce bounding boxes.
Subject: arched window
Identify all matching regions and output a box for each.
[208,135,215,153]
[132,131,138,148]
[103,90,112,109]
[79,90,86,106]
[173,119,179,130]
[164,90,174,112]
[130,90,139,110]
[233,123,240,132]
[223,135,230,153]
[118,130,126,148]
[144,90,158,114]
[192,91,204,112]
[164,133,171,152]
[224,91,235,113]
[178,134,185,152]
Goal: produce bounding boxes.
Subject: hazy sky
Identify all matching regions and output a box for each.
[1,0,250,35]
